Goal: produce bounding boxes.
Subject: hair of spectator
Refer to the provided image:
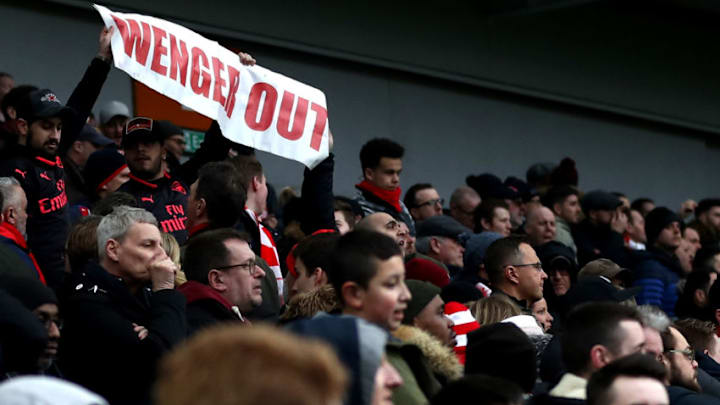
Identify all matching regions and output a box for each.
[154,324,348,405]
[403,183,433,209]
[631,198,655,212]
[161,232,181,267]
[328,230,402,305]
[183,228,250,285]
[231,155,263,189]
[562,302,642,375]
[470,294,523,325]
[0,176,21,211]
[359,138,404,171]
[1,85,36,117]
[449,186,479,209]
[333,199,355,228]
[473,198,509,232]
[674,318,716,354]
[196,161,247,228]
[636,305,670,333]
[586,353,667,405]
[66,215,102,273]
[484,236,527,286]
[96,205,158,259]
[294,233,340,278]
[92,191,138,216]
[696,198,720,217]
[541,185,579,209]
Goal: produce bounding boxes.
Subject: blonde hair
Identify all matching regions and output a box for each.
[160,232,186,286]
[471,295,523,325]
[154,324,347,405]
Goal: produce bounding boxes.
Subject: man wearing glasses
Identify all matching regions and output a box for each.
[484,236,547,311]
[404,183,444,222]
[180,228,266,335]
[661,326,702,394]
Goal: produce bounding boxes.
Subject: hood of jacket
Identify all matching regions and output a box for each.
[392,324,463,381]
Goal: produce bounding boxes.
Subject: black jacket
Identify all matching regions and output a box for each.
[0,289,48,377]
[177,281,243,336]
[59,262,186,405]
[668,385,720,405]
[118,173,190,244]
[0,57,110,288]
[0,151,69,288]
[572,219,629,268]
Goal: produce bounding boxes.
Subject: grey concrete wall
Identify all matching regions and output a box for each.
[1,1,718,210]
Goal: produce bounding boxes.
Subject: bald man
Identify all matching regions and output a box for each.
[355,212,407,255]
[525,206,557,247]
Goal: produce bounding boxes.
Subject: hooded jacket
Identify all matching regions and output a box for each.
[392,325,463,385]
[286,314,387,405]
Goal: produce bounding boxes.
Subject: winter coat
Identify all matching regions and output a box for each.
[633,248,682,317]
[59,262,186,405]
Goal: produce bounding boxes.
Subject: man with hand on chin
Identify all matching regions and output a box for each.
[60,206,186,405]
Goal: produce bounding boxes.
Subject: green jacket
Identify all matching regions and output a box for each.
[386,337,441,405]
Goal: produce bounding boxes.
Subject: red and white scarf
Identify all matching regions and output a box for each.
[246,208,283,303]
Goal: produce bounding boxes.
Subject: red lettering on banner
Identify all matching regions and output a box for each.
[190,47,211,97]
[150,26,168,75]
[277,91,308,141]
[245,83,278,131]
[112,15,151,65]
[309,103,328,151]
[211,57,227,106]
[224,65,241,118]
[169,34,188,86]
[38,192,68,215]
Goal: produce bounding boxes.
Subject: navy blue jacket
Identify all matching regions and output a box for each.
[633,248,682,317]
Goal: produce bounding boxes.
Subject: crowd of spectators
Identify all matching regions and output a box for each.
[2,27,720,405]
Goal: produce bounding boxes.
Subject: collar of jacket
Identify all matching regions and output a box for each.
[127,172,172,189]
[177,280,235,311]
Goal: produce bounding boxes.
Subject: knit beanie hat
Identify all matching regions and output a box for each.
[0,275,57,310]
[403,280,441,324]
[465,322,537,393]
[405,257,450,288]
[84,149,127,195]
[645,207,681,246]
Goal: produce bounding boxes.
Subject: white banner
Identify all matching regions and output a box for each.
[93,4,329,168]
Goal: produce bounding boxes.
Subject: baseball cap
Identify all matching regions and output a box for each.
[98,100,130,125]
[121,117,164,148]
[15,88,72,123]
[76,124,113,147]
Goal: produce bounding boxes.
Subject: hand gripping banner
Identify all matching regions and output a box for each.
[94,4,329,168]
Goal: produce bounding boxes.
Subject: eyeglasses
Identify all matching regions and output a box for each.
[507,262,544,271]
[37,313,63,331]
[216,260,260,275]
[666,348,695,362]
[417,198,444,208]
